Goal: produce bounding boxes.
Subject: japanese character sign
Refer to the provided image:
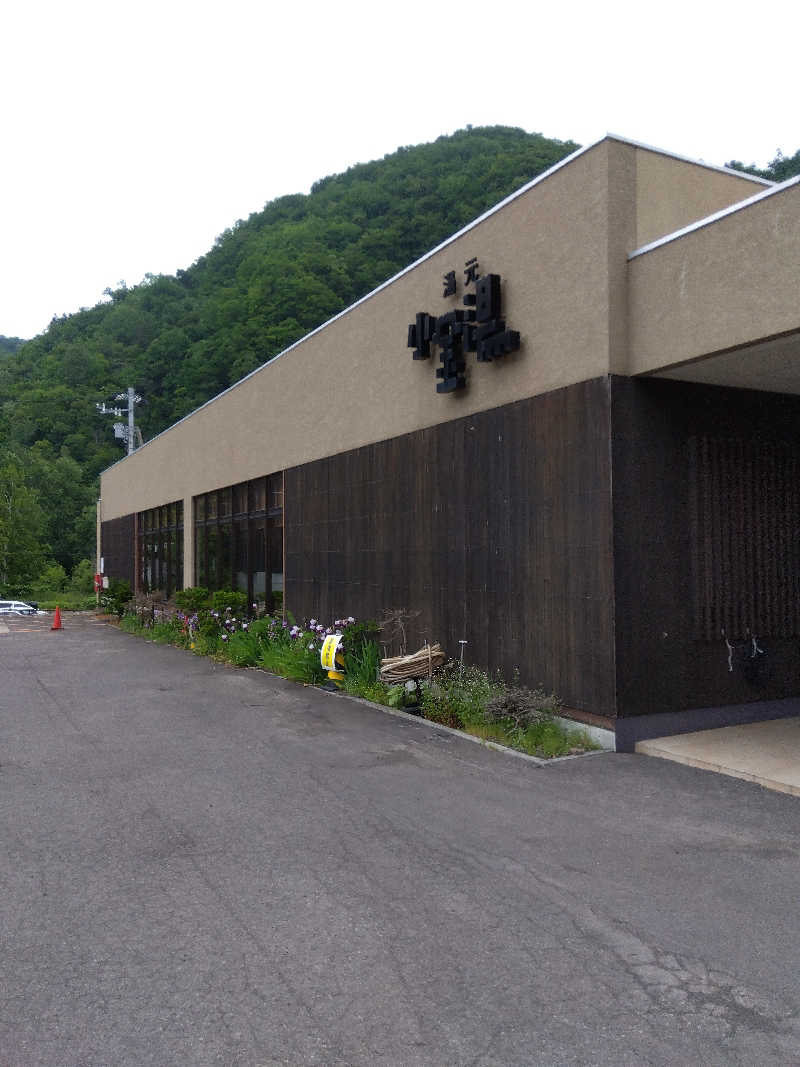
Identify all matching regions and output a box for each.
[407,258,521,393]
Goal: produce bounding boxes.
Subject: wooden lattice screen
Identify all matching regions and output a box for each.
[689,435,800,641]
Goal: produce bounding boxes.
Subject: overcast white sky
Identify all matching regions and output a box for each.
[2,0,798,340]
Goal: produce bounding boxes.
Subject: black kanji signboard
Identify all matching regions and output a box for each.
[407,258,520,393]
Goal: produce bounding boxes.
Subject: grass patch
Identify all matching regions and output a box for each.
[463,718,599,758]
[35,593,97,611]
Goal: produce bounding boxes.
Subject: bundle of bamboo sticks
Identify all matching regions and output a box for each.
[380,643,445,683]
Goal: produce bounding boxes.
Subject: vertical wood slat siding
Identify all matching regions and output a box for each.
[689,435,800,640]
[285,380,616,717]
[100,514,136,590]
[613,377,800,719]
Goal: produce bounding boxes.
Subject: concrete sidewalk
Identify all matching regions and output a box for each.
[637,717,800,797]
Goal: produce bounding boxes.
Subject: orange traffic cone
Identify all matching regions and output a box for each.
[51,605,63,631]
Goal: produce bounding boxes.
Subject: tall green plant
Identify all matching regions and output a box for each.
[211,589,248,616]
[342,641,381,693]
[174,586,209,613]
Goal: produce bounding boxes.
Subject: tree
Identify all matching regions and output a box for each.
[0,453,48,594]
[725,148,800,182]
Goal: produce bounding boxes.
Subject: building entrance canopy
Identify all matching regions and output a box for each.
[629,175,800,389]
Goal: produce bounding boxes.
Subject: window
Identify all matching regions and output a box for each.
[193,473,283,610]
[136,500,183,597]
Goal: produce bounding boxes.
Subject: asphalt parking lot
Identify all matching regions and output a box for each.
[1,614,799,1065]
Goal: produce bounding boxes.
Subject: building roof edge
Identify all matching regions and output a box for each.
[628,174,800,260]
[605,132,774,186]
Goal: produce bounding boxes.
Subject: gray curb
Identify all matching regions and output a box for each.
[317,684,610,767]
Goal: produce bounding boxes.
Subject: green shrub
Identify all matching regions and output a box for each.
[69,559,95,594]
[120,613,145,634]
[100,578,132,617]
[193,632,219,656]
[212,589,249,616]
[258,639,326,685]
[515,720,598,759]
[386,683,410,708]
[340,618,379,654]
[248,616,287,643]
[174,586,209,613]
[195,609,222,640]
[420,663,497,729]
[224,629,261,666]
[354,680,392,705]
[34,561,67,594]
[342,640,381,693]
[151,619,182,644]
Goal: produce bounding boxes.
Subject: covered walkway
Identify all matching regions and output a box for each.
[637,717,800,796]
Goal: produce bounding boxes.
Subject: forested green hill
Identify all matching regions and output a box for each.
[0,125,579,591]
[0,336,27,358]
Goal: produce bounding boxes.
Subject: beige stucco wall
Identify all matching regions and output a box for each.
[633,147,768,250]
[99,135,777,530]
[101,140,617,521]
[628,179,800,375]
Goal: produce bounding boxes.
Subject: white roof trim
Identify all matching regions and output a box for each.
[628,174,800,260]
[101,133,773,478]
[605,132,773,187]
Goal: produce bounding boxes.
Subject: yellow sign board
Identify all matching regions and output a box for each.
[320,634,343,671]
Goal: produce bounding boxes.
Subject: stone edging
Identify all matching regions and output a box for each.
[319,686,610,767]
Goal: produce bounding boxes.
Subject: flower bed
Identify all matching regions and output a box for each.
[118,606,599,759]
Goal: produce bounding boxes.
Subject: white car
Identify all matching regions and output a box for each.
[0,600,40,616]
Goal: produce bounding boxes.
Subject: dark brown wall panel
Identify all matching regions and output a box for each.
[612,377,800,719]
[285,379,616,717]
[101,513,136,589]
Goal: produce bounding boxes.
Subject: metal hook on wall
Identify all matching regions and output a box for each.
[722,628,734,672]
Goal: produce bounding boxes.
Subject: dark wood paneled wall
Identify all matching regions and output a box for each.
[285,379,616,717]
[101,514,136,590]
[612,377,800,719]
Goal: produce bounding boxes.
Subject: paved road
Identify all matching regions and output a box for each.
[1,614,799,1066]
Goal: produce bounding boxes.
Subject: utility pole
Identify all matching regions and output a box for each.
[127,386,135,456]
[96,388,143,455]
